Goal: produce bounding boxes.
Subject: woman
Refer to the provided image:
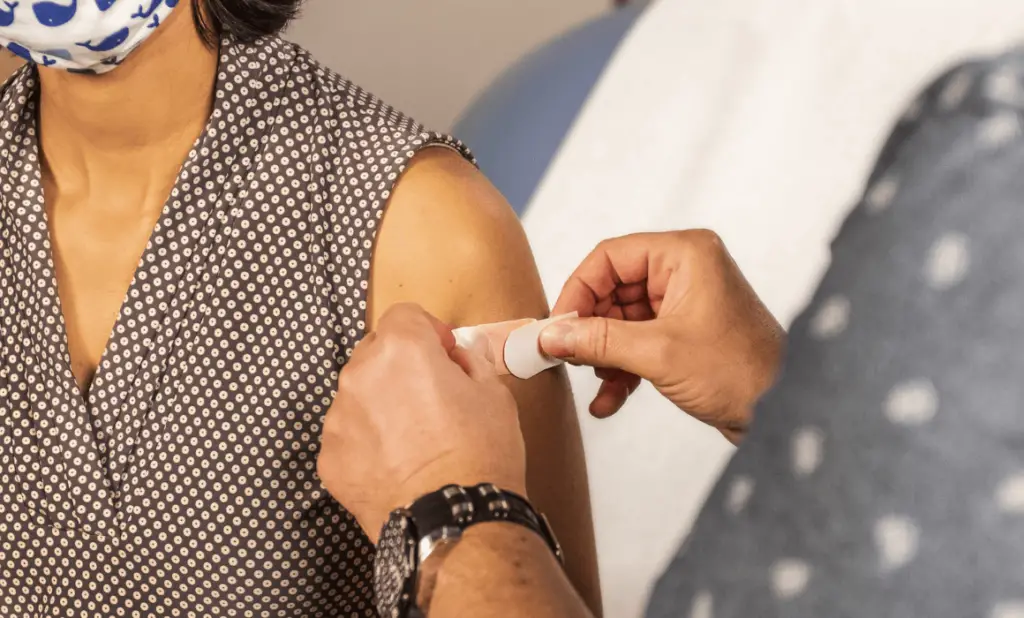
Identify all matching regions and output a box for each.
[0,1,600,616]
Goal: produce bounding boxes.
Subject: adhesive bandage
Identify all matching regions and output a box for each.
[452,312,578,379]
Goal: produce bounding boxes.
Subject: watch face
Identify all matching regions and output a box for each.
[374,511,417,618]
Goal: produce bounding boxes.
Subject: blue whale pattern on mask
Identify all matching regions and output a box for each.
[131,0,159,19]
[6,40,32,59]
[32,0,76,27]
[3,0,174,72]
[0,1,19,27]
[75,24,127,50]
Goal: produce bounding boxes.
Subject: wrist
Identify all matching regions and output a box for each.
[374,483,562,618]
[389,458,528,512]
[416,523,564,616]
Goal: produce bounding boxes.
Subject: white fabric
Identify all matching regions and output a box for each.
[521,1,1024,616]
[0,0,177,73]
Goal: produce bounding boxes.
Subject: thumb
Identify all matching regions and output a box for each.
[539,317,667,379]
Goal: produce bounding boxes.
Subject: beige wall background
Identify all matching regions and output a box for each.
[286,0,609,130]
[0,1,609,130]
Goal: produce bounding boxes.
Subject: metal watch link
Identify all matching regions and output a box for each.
[373,483,563,618]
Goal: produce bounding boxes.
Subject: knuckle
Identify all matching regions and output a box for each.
[377,303,429,337]
[684,228,725,255]
[382,330,424,362]
[593,236,620,257]
[337,363,362,394]
[381,302,418,322]
[587,317,613,361]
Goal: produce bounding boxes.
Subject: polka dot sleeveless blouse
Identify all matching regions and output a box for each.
[0,36,471,617]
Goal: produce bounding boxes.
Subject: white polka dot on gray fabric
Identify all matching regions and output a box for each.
[865,175,900,213]
[725,475,754,515]
[985,65,1024,106]
[874,514,920,571]
[940,70,974,110]
[770,559,811,600]
[925,232,970,289]
[978,112,1022,148]
[809,295,851,340]
[996,473,1024,513]
[992,601,1024,618]
[792,427,825,477]
[690,590,714,618]
[885,379,938,426]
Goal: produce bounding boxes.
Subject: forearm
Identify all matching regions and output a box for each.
[424,523,593,618]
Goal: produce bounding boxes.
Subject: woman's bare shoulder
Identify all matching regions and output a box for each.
[369,147,548,328]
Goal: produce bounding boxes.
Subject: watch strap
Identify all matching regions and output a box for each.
[408,483,563,563]
[374,483,564,618]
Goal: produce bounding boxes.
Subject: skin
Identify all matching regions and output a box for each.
[543,230,785,443]
[319,304,588,617]
[41,1,217,392]
[367,148,602,614]
[38,1,603,613]
[322,231,785,617]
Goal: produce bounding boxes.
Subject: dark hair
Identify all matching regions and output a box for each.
[192,0,304,46]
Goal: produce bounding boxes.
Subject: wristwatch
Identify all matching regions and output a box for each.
[373,483,564,618]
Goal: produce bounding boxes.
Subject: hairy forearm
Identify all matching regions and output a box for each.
[424,523,593,618]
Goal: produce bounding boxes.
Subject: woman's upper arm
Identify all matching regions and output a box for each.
[369,148,602,615]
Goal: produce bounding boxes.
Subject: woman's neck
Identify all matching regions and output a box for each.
[37,3,218,202]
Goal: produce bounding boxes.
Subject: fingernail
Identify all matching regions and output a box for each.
[539,322,576,358]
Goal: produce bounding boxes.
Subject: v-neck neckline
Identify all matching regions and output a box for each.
[36,92,215,443]
[0,36,287,533]
[30,80,218,496]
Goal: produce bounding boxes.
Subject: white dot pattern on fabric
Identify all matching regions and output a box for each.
[770,559,811,600]
[939,70,974,110]
[884,379,938,426]
[690,590,714,618]
[978,112,1022,147]
[725,475,754,515]
[792,427,825,477]
[865,176,900,214]
[925,232,970,289]
[874,514,920,571]
[992,602,1024,618]
[996,473,1024,513]
[809,294,851,340]
[985,65,1024,106]
[0,36,471,617]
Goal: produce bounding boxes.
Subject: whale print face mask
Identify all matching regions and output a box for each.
[0,0,179,74]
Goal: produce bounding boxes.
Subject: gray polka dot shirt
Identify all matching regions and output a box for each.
[647,50,1024,618]
[0,35,470,617]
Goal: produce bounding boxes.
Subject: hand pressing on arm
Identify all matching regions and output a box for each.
[367,148,601,613]
[541,231,785,443]
[318,304,592,618]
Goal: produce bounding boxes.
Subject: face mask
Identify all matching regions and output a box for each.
[0,0,180,74]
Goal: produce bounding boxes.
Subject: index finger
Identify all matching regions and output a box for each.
[551,233,682,316]
[376,302,457,353]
